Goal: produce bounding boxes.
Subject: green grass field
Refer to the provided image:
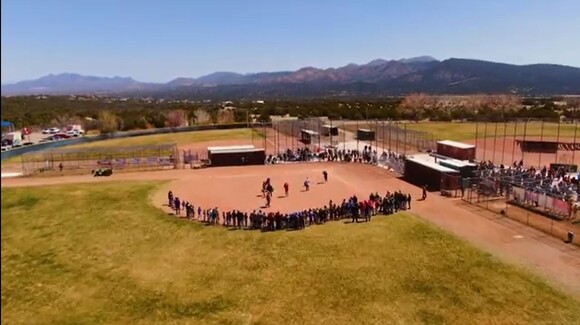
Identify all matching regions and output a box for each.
[67,128,262,149]
[2,182,579,324]
[1,128,263,165]
[344,121,578,141]
[403,121,578,141]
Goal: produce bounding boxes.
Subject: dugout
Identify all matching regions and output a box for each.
[437,157,477,178]
[436,140,475,161]
[404,154,460,191]
[357,128,375,141]
[516,140,559,153]
[550,163,578,173]
[208,145,265,167]
[321,124,339,137]
[300,129,318,144]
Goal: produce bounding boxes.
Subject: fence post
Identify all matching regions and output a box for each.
[527,212,530,225]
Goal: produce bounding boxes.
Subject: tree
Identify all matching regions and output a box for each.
[217,109,235,123]
[399,93,428,121]
[193,108,212,124]
[258,111,271,123]
[97,111,119,134]
[165,109,187,127]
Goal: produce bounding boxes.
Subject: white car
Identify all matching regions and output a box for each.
[42,127,60,134]
[66,129,84,137]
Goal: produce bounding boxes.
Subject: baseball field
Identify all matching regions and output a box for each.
[2,127,580,324]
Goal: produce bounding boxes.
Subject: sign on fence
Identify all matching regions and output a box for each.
[512,186,571,217]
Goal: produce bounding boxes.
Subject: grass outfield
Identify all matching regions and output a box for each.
[67,128,263,149]
[1,128,263,165]
[343,121,578,141]
[2,183,580,324]
[403,121,578,141]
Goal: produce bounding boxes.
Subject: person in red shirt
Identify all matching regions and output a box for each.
[284,182,289,196]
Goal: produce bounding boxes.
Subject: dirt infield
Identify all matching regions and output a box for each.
[4,162,579,297]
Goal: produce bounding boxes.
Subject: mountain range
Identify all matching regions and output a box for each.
[2,57,580,98]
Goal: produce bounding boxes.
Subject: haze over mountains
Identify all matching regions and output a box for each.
[2,57,580,99]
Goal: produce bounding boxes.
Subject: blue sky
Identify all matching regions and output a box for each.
[2,0,579,84]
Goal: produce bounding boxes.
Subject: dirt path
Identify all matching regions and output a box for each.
[3,163,579,298]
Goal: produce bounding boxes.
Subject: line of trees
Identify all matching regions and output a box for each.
[1,94,579,133]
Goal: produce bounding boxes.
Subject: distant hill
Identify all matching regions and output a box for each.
[2,57,580,98]
[0,73,158,95]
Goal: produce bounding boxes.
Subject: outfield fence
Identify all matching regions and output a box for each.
[21,143,179,176]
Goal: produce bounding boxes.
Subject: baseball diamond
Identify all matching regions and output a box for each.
[2,125,580,324]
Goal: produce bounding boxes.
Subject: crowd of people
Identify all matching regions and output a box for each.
[474,159,579,198]
[265,145,406,168]
[165,185,414,232]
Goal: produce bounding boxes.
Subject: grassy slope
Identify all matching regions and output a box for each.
[2,183,579,325]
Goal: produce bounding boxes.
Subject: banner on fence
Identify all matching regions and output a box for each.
[524,190,539,205]
[512,186,570,216]
[512,187,525,202]
[552,198,571,216]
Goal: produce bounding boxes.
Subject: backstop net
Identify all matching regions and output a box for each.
[21,143,179,176]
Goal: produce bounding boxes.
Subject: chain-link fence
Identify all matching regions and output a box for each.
[270,119,436,158]
[21,143,179,176]
[462,172,580,245]
[474,120,580,167]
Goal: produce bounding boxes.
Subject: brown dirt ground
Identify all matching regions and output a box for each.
[3,162,580,298]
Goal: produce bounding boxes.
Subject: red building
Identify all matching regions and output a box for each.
[436,140,476,161]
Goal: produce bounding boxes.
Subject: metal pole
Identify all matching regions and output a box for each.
[511,121,518,165]
[317,121,321,151]
[356,119,360,152]
[330,119,333,148]
[382,120,385,152]
[389,122,392,151]
[522,120,528,162]
[292,122,296,151]
[475,121,479,160]
[539,120,544,168]
[395,124,399,154]
[342,120,346,151]
[555,119,561,163]
[573,121,578,164]
[263,122,267,153]
[483,122,488,161]
[277,122,280,154]
[375,120,379,150]
[492,122,498,163]
[404,123,407,156]
[501,121,507,165]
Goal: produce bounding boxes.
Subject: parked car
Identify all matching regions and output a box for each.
[52,133,71,140]
[42,127,60,134]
